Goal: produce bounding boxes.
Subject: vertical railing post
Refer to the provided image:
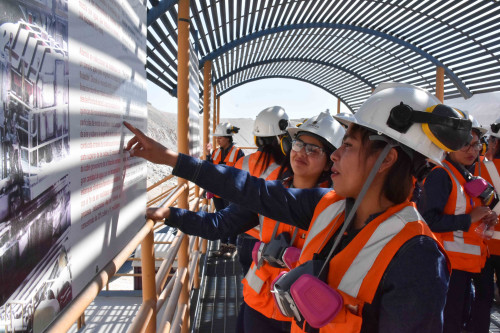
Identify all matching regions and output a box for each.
[203,61,212,161]
[337,98,340,114]
[177,1,191,332]
[212,86,217,148]
[193,237,201,289]
[216,96,220,125]
[436,66,445,103]
[141,229,157,333]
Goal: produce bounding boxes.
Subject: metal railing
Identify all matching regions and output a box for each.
[46,175,209,333]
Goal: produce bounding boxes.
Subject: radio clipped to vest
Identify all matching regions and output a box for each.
[271,260,343,331]
[251,223,301,269]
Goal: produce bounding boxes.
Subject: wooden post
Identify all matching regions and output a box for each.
[213,86,217,148]
[141,230,157,333]
[177,1,191,332]
[217,96,220,125]
[436,66,445,102]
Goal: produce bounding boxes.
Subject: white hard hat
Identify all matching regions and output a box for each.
[287,110,345,150]
[253,106,289,136]
[213,122,235,137]
[490,117,500,139]
[334,82,472,165]
[468,114,488,137]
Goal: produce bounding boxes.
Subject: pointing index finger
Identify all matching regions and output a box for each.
[123,121,144,137]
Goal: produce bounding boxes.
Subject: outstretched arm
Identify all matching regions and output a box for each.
[146,203,259,240]
[124,121,328,230]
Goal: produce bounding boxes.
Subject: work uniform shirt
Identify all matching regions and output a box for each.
[418,157,472,233]
[475,153,500,255]
[206,143,244,166]
[418,157,486,272]
[171,153,449,332]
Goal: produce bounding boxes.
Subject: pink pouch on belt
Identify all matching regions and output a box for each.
[252,241,265,267]
[282,246,301,269]
[290,274,343,328]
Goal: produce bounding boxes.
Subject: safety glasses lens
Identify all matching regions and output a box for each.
[291,140,324,156]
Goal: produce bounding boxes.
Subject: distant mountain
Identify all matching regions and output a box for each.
[146,102,305,197]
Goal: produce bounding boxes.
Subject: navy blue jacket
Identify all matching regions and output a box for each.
[169,153,449,333]
[417,157,472,233]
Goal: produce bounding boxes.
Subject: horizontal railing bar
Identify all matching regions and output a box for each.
[158,268,187,331]
[45,219,155,333]
[127,298,156,333]
[147,174,174,192]
[157,272,176,312]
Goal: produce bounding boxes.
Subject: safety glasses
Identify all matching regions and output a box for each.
[291,139,325,157]
[459,141,482,152]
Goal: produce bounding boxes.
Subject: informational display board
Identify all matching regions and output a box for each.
[0,0,147,332]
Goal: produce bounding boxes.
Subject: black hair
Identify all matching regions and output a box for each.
[254,136,286,175]
[350,124,420,204]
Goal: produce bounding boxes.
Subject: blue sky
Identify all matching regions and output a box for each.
[147,78,351,120]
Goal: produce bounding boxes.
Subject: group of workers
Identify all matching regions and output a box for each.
[125,82,500,333]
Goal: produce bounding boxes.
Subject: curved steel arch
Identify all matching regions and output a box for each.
[213,57,376,88]
[200,23,472,98]
[218,75,355,113]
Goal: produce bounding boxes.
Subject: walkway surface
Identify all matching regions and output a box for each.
[68,240,500,332]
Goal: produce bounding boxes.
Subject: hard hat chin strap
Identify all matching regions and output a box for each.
[318,137,396,277]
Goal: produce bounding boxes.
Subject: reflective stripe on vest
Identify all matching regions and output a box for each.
[441,162,481,256]
[244,264,265,294]
[443,231,481,255]
[258,215,265,239]
[212,146,239,165]
[241,155,251,172]
[301,200,346,253]
[442,162,467,215]
[261,163,280,180]
[338,206,422,297]
[228,146,238,163]
[212,148,221,162]
[479,159,500,255]
[484,160,500,214]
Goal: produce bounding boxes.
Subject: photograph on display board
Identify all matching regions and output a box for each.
[0,0,71,332]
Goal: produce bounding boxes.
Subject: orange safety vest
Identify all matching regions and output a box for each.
[291,193,446,332]
[234,151,282,239]
[242,214,308,321]
[432,160,486,272]
[242,175,329,321]
[211,145,241,167]
[475,158,500,255]
[210,145,242,198]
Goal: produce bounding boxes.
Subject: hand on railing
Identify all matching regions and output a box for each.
[146,206,171,221]
[123,121,178,166]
